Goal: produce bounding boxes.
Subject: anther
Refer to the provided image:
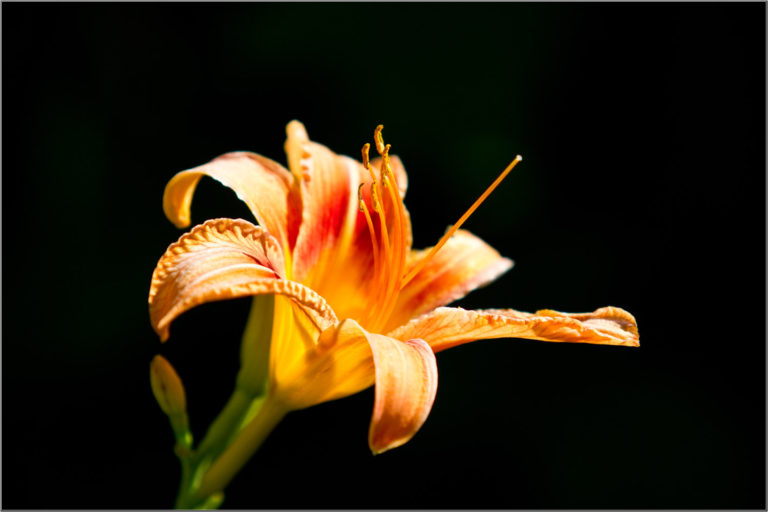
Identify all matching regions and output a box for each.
[381,145,393,189]
[358,183,365,211]
[362,143,371,170]
[374,125,386,155]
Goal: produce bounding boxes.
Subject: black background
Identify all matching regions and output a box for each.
[3,2,765,509]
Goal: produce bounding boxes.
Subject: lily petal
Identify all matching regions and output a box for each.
[149,218,336,341]
[284,318,438,454]
[276,318,376,409]
[284,121,361,285]
[367,332,438,454]
[385,230,513,332]
[163,152,299,253]
[389,306,639,352]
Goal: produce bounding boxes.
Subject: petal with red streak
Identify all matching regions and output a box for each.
[284,121,361,285]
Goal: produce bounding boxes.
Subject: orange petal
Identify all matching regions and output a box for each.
[367,333,438,454]
[283,121,362,285]
[274,318,376,410]
[279,318,438,454]
[384,230,513,332]
[149,218,337,341]
[163,152,299,253]
[388,306,640,352]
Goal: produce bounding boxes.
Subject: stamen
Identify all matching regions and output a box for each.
[370,183,383,213]
[381,153,400,193]
[361,123,409,331]
[381,145,392,186]
[359,199,381,289]
[370,157,394,328]
[368,171,406,331]
[361,142,384,213]
[400,155,523,288]
[375,192,392,269]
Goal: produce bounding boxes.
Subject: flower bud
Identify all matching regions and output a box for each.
[150,355,187,416]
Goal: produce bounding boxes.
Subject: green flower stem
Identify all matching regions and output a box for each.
[170,413,193,452]
[194,387,260,463]
[193,394,287,503]
[175,451,194,508]
[174,294,279,509]
[173,387,260,509]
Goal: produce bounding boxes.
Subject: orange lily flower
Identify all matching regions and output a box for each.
[149,121,638,501]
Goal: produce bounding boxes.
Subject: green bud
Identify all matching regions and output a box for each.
[150,355,187,416]
[150,355,192,451]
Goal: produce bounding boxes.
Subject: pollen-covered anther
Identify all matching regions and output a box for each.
[362,143,371,170]
[374,125,386,155]
[380,145,393,188]
[357,183,366,211]
[361,142,382,210]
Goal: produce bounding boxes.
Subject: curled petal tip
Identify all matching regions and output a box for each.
[367,337,438,456]
[157,326,170,343]
[369,443,394,456]
[170,216,191,230]
[163,173,199,229]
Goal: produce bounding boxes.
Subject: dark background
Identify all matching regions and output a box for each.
[3,2,765,509]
